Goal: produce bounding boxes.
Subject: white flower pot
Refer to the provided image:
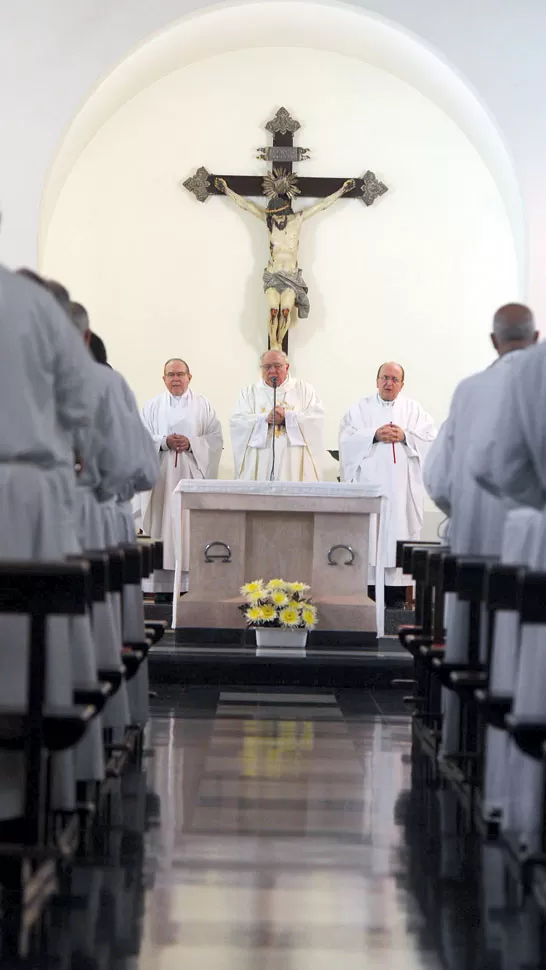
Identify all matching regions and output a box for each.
[255,627,308,657]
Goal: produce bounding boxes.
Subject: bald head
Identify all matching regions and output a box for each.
[376,361,405,401]
[492,304,538,355]
[376,362,404,382]
[163,357,190,376]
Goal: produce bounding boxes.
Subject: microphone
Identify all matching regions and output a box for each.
[270,376,278,481]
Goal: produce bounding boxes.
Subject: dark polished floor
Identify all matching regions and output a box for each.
[13,687,546,968]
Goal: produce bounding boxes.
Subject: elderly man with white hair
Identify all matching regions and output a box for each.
[230,349,324,481]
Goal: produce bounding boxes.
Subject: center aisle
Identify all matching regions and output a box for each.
[24,687,546,968]
[137,688,469,969]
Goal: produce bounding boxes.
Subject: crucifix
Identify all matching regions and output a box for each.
[183,107,388,352]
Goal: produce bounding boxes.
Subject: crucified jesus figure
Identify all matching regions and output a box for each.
[215,176,355,349]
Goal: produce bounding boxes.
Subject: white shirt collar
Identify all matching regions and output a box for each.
[169,389,191,407]
[376,391,395,408]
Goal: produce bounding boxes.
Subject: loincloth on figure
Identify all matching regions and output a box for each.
[262,268,310,320]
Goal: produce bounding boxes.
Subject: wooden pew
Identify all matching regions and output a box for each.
[504,572,546,760]
[0,561,99,957]
[137,537,168,644]
[414,550,455,747]
[396,541,442,649]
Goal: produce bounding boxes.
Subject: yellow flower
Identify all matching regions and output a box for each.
[245,606,265,624]
[288,581,310,594]
[271,591,289,607]
[279,606,300,627]
[287,600,300,610]
[260,605,276,622]
[301,605,318,629]
[246,590,264,604]
[267,578,288,590]
[241,580,264,597]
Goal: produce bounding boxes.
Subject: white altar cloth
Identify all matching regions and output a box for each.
[171,480,390,636]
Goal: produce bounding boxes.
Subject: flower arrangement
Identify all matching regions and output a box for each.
[239,579,318,630]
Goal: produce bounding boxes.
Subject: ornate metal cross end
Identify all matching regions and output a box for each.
[360,170,388,207]
[265,107,301,135]
[183,166,212,203]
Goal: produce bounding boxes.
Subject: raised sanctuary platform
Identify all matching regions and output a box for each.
[146,603,413,687]
[173,480,389,640]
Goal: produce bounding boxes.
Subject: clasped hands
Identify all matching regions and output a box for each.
[375,424,405,443]
[166,433,191,453]
[267,406,286,426]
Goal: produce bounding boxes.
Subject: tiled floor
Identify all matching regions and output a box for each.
[12,687,546,968]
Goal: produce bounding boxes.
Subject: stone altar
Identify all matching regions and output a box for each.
[172,481,388,637]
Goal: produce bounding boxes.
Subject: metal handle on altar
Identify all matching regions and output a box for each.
[204,541,232,564]
[327,544,355,566]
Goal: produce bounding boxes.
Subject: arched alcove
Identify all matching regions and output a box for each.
[39,1,524,482]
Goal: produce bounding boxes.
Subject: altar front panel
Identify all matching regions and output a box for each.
[174,482,384,634]
[187,508,247,601]
[245,511,314,586]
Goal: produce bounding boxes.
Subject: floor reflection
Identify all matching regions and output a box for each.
[7,687,546,968]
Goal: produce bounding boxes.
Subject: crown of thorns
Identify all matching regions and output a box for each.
[266,198,293,215]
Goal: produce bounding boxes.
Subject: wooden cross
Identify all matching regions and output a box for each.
[183,107,388,351]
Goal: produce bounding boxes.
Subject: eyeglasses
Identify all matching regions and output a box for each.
[165,372,188,379]
[262,364,286,371]
[378,376,402,384]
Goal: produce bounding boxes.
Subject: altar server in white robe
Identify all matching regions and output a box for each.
[0,266,95,821]
[423,304,538,771]
[136,358,222,594]
[470,338,546,851]
[230,349,324,481]
[339,362,436,594]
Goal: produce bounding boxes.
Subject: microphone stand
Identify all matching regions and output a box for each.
[270,376,277,481]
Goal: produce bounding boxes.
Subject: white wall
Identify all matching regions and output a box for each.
[40,44,518,482]
[1,0,545,320]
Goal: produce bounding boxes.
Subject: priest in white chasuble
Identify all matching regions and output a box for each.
[230,350,324,481]
[339,362,436,598]
[135,358,223,593]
